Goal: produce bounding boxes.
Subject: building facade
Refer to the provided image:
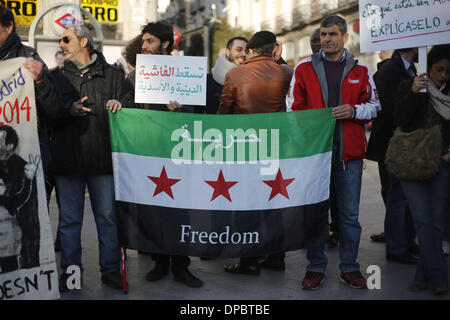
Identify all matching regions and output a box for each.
[158,0,226,57]
[224,0,378,73]
[158,0,226,31]
[5,0,379,71]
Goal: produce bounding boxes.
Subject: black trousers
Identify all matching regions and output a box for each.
[378,162,390,206]
[151,253,190,268]
[329,170,339,233]
[240,252,286,266]
[44,170,60,207]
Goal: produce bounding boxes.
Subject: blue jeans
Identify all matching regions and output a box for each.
[384,173,416,255]
[400,161,450,286]
[307,146,363,273]
[56,174,120,275]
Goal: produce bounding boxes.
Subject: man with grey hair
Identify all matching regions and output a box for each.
[288,15,380,290]
[309,25,340,250]
[50,23,134,292]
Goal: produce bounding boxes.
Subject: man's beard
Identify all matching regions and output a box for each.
[143,43,164,55]
[61,50,74,61]
[227,53,245,65]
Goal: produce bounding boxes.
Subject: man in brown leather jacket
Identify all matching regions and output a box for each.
[218,31,293,276]
[217,31,293,115]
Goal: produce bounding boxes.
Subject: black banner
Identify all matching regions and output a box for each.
[116,200,329,258]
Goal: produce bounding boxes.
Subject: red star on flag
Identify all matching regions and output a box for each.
[147,166,180,199]
[205,170,238,202]
[263,169,295,201]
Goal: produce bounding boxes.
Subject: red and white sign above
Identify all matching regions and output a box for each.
[55,13,82,29]
[51,6,83,36]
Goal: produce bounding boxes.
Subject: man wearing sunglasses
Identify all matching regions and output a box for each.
[49,23,134,292]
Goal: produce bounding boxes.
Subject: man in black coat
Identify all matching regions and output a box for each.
[51,23,134,292]
[366,48,419,263]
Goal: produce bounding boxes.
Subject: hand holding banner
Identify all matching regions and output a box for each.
[135,55,207,106]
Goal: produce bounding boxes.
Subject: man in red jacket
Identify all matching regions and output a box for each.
[287,15,380,290]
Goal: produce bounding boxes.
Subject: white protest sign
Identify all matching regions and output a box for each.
[135,55,207,106]
[0,58,59,300]
[359,0,450,52]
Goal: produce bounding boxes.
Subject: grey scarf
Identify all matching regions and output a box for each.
[211,53,237,85]
[73,53,98,75]
[428,81,450,120]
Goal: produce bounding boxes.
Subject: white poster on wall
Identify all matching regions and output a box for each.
[135,54,207,106]
[359,0,450,52]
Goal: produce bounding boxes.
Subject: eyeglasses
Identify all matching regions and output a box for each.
[59,36,70,44]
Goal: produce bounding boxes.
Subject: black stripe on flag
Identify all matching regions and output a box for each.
[116,200,329,258]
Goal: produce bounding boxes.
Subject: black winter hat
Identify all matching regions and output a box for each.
[246,31,276,49]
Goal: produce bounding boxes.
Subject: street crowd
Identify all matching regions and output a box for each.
[0,4,449,296]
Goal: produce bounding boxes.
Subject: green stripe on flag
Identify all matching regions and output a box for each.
[109,108,335,161]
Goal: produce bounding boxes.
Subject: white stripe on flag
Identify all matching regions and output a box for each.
[112,152,331,211]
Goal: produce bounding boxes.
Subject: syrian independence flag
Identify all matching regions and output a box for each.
[109,108,335,258]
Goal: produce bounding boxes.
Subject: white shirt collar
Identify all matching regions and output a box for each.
[400,56,411,71]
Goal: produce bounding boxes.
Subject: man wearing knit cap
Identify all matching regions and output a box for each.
[218,31,293,275]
